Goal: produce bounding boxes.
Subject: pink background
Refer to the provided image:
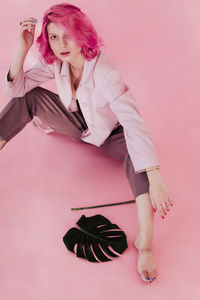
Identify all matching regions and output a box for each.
[0,0,199,299]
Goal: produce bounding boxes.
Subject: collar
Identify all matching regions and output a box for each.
[59,51,101,88]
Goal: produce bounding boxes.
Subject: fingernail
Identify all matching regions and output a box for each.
[162,216,164,219]
[153,208,156,212]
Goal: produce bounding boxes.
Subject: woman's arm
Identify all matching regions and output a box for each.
[8,17,37,82]
[101,67,173,218]
[7,47,29,82]
[4,57,55,98]
[101,67,160,174]
[4,17,54,98]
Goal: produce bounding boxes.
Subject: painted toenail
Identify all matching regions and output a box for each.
[146,277,150,280]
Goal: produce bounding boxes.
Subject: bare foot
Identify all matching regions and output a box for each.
[134,235,157,283]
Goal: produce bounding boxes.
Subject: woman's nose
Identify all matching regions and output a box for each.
[60,37,68,47]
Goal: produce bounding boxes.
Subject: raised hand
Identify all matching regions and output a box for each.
[18,17,38,52]
[147,170,174,219]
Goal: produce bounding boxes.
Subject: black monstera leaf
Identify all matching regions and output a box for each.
[63,214,128,262]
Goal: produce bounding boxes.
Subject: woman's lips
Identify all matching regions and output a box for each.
[60,52,70,56]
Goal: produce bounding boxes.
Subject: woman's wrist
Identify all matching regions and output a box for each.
[146,166,160,173]
[146,166,160,180]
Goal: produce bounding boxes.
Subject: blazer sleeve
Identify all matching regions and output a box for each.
[4,58,55,98]
[101,68,160,174]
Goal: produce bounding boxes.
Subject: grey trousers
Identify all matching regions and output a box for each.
[0,86,149,198]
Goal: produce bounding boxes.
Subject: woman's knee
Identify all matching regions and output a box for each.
[99,126,128,160]
[15,87,48,117]
[25,86,44,104]
[25,86,60,116]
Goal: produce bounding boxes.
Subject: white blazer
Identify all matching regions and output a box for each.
[4,51,159,174]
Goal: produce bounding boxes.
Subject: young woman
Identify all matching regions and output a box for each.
[2,3,173,283]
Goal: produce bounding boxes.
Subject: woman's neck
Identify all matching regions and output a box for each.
[69,55,84,78]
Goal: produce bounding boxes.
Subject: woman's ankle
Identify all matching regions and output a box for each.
[0,139,6,150]
[136,232,153,250]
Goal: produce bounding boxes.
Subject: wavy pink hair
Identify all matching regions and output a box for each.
[36,3,104,64]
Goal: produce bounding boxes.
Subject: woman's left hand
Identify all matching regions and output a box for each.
[147,170,174,219]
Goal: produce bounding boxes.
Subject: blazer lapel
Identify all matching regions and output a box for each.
[80,53,100,89]
[54,60,72,109]
[57,51,100,108]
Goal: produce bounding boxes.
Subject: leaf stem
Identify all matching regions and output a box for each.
[71,200,135,211]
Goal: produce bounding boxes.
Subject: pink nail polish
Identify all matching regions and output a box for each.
[162,216,164,219]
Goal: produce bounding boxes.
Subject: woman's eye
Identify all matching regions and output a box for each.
[50,36,57,40]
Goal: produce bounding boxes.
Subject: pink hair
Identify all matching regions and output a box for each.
[36,3,104,64]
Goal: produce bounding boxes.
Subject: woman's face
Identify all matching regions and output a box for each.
[47,22,83,63]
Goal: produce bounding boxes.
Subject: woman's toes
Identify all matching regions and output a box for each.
[152,271,157,281]
[145,276,151,283]
[151,276,156,281]
[141,271,151,282]
[149,272,154,281]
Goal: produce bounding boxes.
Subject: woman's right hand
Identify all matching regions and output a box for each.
[18,17,38,53]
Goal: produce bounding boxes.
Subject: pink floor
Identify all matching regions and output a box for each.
[0,0,199,299]
[0,115,198,299]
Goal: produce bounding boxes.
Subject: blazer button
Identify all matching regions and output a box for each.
[83,103,88,107]
[90,123,95,128]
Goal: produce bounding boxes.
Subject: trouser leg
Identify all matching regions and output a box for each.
[99,125,149,198]
[0,86,87,144]
[0,86,149,198]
